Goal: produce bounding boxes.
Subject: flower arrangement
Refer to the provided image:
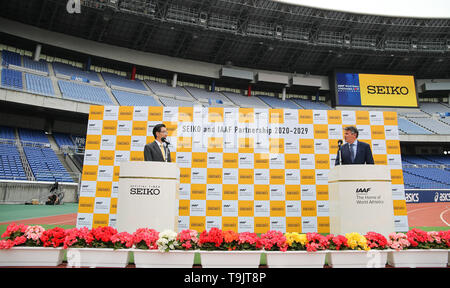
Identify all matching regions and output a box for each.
[285,232,329,252]
[111,232,134,249]
[326,234,348,250]
[1,223,449,254]
[387,232,410,251]
[176,229,199,250]
[133,228,159,250]
[40,227,66,248]
[156,230,178,252]
[260,230,287,251]
[345,232,370,251]
[364,232,388,250]
[198,228,224,250]
[63,227,91,248]
[237,232,261,250]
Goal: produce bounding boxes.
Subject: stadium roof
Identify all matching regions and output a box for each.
[0,0,449,79]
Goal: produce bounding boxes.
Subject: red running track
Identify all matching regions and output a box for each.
[1,203,449,228]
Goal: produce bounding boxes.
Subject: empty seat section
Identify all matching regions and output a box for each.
[145,80,194,100]
[256,95,300,109]
[22,57,49,74]
[0,126,16,142]
[397,118,433,134]
[18,128,49,145]
[25,73,55,96]
[53,132,75,148]
[184,86,233,105]
[1,51,21,66]
[52,62,100,82]
[159,96,197,107]
[291,98,332,110]
[0,143,27,181]
[407,117,450,134]
[221,92,269,108]
[23,146,73,182]
[58,80,115,105]
[101,72,147,92]
[112,90,161,106]
[1,68,23,90]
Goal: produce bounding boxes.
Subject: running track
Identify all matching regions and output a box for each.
[1,203,449,228]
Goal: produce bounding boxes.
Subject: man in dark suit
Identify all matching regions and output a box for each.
[144,123,171,162]
[335,126,374,165]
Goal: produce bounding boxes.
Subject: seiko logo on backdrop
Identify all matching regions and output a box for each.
[366,86,409,95]
[129,185,161,196]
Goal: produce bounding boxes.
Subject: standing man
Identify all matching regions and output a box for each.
[335,126,374,165]
[144,123,171,162]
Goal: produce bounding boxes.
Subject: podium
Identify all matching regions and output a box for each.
[328,165,395,237]
[116,162,180,233]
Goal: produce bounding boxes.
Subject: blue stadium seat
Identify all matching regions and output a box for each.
[102,72,148,92]
[1,68,23,90]
[23,57,49,74]
[58,80,115,105]
[23,146,73,182]
[53,62,100,82]
[0,143,27,181]
[256,95,301,109]
[112,90,161,106]
[52,132,75,148]
[18,128,49,145]
[1,51,21,66]
[25,73,55,96]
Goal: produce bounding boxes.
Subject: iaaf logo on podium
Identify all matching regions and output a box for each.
[129,184,161,196]
[66,0,81,14]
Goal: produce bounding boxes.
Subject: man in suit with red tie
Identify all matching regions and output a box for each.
[144,124,171,162]
[335,126,374,165]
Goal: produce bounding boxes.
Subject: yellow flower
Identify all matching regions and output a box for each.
[345,232,370,251]
[285,232,307,246]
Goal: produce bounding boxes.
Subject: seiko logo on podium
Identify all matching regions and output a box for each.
[129,185,161,196]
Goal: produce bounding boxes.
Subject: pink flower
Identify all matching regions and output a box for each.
[133,228,159,250]
[387,232,410,250]
[177,229,199,250]
[111,232,134,248]
[25,225,45,242]
[260,230,287,251]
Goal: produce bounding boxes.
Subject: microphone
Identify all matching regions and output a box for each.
[161,137,170,145]
[337,139,343,165]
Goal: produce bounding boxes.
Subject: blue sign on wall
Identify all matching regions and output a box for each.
[405,190,450,203]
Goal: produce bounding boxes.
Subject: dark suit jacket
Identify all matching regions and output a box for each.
[335,140,374,165]
[143,141,171,162]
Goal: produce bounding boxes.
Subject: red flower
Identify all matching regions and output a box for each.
[326,234,348,250]
[40,227,66,248]
[364,232,388,250]
[260,230,287,251]
[199,228,224,250]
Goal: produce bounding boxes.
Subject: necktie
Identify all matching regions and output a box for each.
[160,144,166,161]
[350,143,355,162]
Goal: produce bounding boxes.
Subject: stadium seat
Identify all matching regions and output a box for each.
[58,80,115,105]
[112,90,161,106]
[221,92,269,108]
[1,51,21,66]
[23,146,73,182]
[25,73,55,96]
[18,128,50,147]
[22,57,50,74]
[291,98,332,110]
[1,68,23,90]
[145,80,194,100]
[101,72,148,92]
[397,117,433,134]
[52,132,75,149]
[407,117,450,134]
[53,62,100,82]
[0,143,27,181]
[256,95,301,109]
[159,96,198,107]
